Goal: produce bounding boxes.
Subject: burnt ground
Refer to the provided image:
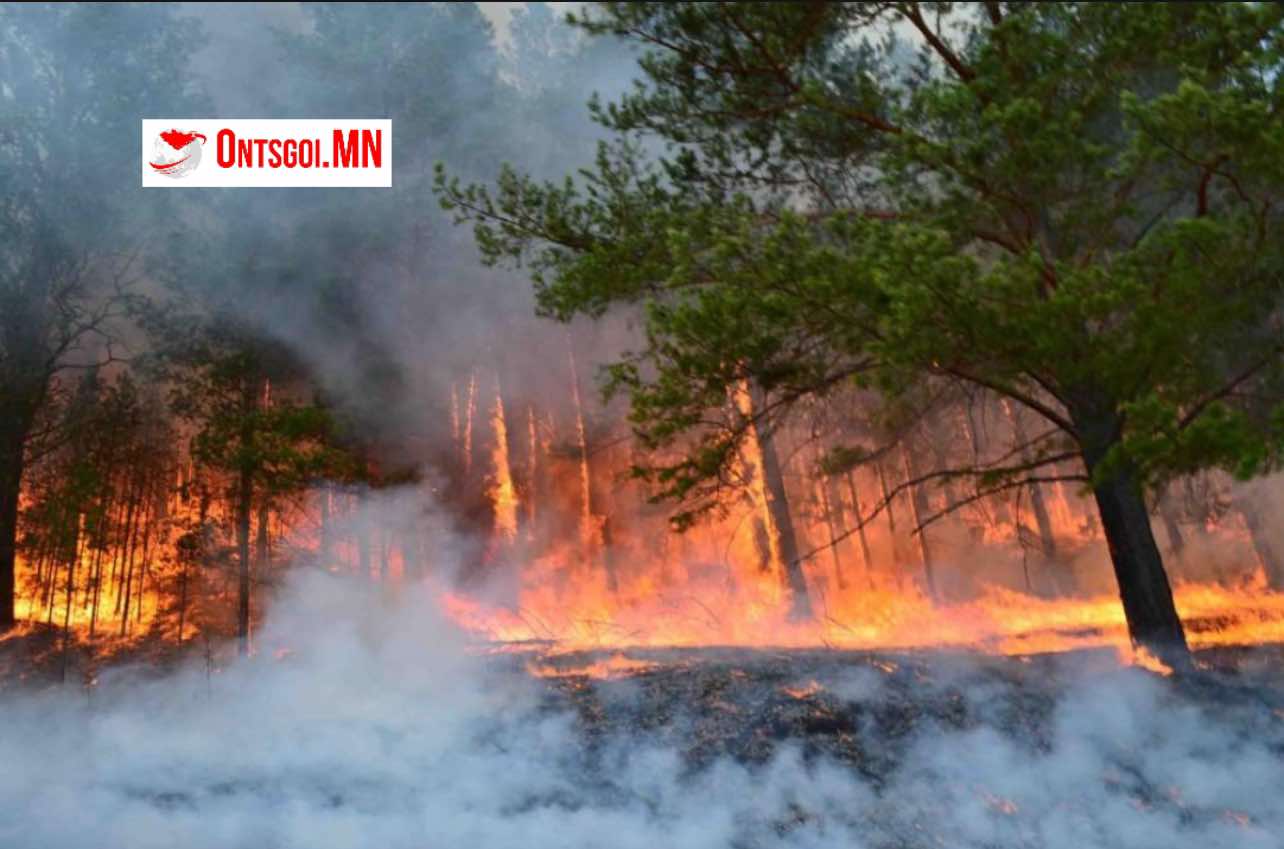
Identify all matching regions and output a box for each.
[518,644,1284,775]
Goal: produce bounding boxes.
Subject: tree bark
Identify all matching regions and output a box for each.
[1072,396,1190,668]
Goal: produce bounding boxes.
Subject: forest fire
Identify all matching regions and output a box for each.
[10,366,1284,678]
[441,562,1284,664]
[5,5,1284,848]
[428,370,1284,669]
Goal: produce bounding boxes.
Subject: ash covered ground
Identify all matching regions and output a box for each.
[2,574,1283,849]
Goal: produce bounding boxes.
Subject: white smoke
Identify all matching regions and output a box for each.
[2,549,1281,849]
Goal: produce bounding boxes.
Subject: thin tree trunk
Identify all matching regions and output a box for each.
[59,513,81,681]
[318,483,331,567]
[819,477,846,589]
[568,334,618,592]
[255,501,270,574]
[113,471,143,616]
[135,493,157,625]
[876,459,904,590]
[176,564,189,644]
[845,472,876,589]
[235,465,253,656]
[118,472,146,636]
[812,439,847,589]
[1002,400,1059,563]
[899,444,939,602]
[88,533,106,638]
[235,377,256,658]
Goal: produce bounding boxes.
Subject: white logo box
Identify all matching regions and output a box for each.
[142,119,391,187]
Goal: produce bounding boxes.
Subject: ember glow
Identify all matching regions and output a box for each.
[432,404,1284,669]
[14,394,1284,674]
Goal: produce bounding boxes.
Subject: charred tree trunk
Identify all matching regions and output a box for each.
[118,473,146,636]
[1071,394,1189,668]
[0,416,28,631]
[235,377,256,658]
[136,489,158,625]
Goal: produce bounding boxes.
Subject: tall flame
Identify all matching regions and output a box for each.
[489,375,518,543]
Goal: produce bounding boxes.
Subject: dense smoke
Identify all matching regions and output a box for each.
[2,553,1281,849]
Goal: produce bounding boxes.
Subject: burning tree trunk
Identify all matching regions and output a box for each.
[568,335,618,592]
[734,382,811,619]
[525,405,539,537]
[489,375,518,545]
[755,420,811,618]
[462,372,477,477]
